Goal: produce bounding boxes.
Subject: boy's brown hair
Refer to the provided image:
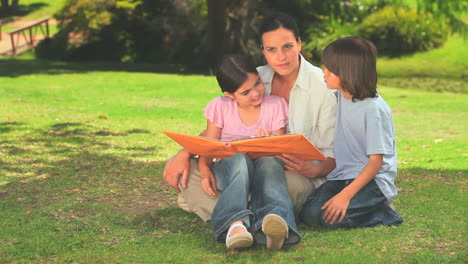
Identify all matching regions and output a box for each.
[322,36,378,100]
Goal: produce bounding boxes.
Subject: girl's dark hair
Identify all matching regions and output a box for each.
[259,12,300,42]
[216,54,257,94]
[322,36,378,100]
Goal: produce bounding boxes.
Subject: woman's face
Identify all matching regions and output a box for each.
[261,27,302,77]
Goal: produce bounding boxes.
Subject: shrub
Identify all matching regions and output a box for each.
[358,6,449,55]
[303,20,358,63]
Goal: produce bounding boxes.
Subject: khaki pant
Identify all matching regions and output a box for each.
[169,157,326,222]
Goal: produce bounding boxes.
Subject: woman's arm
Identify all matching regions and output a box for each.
[163,129,207,191]
[322,154,383,224]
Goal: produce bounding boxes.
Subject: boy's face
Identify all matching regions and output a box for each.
[224,73,264,108]
[323,67,341,90]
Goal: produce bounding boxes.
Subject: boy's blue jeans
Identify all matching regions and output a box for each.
[210,153,301,246]
[299,179,403,228]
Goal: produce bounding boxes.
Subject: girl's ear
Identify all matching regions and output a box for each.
[223,91,235,99]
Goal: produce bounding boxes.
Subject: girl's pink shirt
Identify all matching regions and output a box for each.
[204,95,288,142]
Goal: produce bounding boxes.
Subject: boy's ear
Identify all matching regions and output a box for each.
[223,92,235,99]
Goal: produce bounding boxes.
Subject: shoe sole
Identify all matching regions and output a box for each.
[262,214,288,250]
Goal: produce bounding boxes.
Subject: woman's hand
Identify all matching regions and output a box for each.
[277,154,322,178]
[163,149,191,192]
[321,192,352,225]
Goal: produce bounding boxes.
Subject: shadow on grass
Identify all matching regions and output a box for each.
[0,59,211,77]
[0,121,26,134]
[0,3,48,19]
[1,120,466,255]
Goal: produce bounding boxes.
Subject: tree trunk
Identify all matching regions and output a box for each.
[206,0,226,68]
[12,0,19,10]
[0,0,10,11]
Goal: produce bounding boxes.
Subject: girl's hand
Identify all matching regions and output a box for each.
[321,192,351,225]
[255,127,272,137]
[200,168,217,198]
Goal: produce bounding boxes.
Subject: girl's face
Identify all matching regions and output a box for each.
[224,73,264,108]
[261,27,302,77]
[323,67,341,90]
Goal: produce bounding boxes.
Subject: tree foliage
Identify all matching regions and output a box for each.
[48,0,462,68]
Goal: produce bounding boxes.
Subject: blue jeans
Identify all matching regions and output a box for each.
[299,179,403,228]
[210,153,301,246]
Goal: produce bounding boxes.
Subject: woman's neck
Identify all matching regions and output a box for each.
[271,60,300,103]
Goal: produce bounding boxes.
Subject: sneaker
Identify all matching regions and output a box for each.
[262,214,288,249]
[226,222,253,249]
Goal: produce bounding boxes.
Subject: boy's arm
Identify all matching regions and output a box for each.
[322,154,383,224]
[199,120,222,197]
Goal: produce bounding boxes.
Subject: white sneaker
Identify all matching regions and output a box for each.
[225,222,253,249]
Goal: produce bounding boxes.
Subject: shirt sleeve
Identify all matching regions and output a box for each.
[203,97,225,129]
[313,89,337,158]
[270,97,288,131]
[366,104,394,155]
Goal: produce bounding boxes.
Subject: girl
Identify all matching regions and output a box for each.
[300,36,404,228]
[199,54,296,250]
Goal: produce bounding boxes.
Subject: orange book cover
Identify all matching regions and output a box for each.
[163,130,326,160]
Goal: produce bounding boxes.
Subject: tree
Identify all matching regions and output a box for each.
[0,0,19,12]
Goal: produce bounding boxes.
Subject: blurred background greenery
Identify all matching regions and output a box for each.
[1,0,466,69]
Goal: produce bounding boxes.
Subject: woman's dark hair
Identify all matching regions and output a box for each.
[216,54,257,94]
[321,36,378,100]
[259,12,300,42]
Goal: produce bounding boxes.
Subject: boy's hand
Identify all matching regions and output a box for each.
[200,168,217,198]
[321,192,351,225]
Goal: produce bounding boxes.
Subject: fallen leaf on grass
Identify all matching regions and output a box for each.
[25,211,31,215]
[99,115,108,119]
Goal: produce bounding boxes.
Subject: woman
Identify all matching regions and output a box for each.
[163,12,337,248]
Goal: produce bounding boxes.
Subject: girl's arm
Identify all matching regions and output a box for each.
[199,120,222,198]
[322,154,383,224]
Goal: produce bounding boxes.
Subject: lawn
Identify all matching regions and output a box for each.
[0,52,466,263]
[0,0,467,262]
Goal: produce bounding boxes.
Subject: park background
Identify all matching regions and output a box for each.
[0,0,466,263]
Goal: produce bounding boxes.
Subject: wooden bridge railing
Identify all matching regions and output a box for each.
[7,17,50,55]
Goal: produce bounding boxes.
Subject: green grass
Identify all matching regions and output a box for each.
[4,0,66,20]
[377,35,467,93]
[0,56,466,263]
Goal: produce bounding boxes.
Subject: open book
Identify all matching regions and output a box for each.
[163,130,326,160]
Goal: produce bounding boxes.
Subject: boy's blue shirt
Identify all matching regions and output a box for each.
[327,91,398,202]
